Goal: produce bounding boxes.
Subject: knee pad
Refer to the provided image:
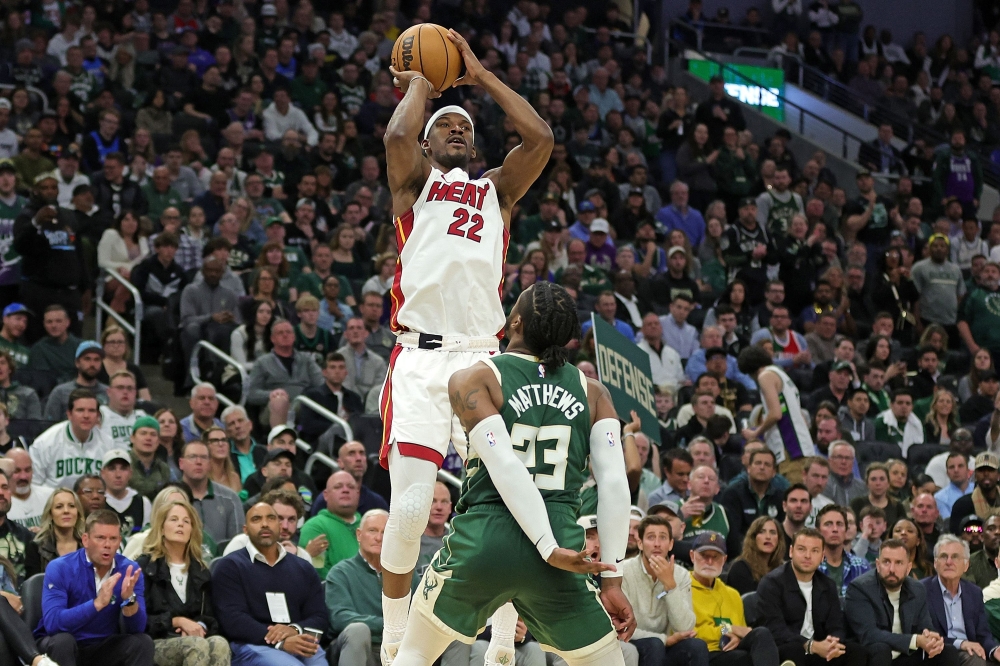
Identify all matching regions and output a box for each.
[383,482,434,573]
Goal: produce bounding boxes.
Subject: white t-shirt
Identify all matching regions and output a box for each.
[168,562,187,603]
[798,580,814,638]
[8,485,54,530]
[98,406,147,449]
[888,588,903,659]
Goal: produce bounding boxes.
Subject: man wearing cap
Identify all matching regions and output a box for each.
[873,388,924,457]
[28,303,80,380]
[98,371,146,450]
[179,433,244,544]
[968,513,1000,588]
[580,290,635,339]
[911,234,965,341]
[695,75,746,144]
[101,448,151,537]
[518,191,562,246]
[43,340,108,420]
[31,388,110,488]
[582,217,615,272]
[621,515,707,666]
[843,170,898,270]
[245,425,317,506]
[808,360,854,413]
[46,145,89,207]
[128,415,171,499]
[0,303,30,366]
[568,200,599,242]
[690,530,783,665]
[723,197,777,305]
[949,453,1000,535]
[655,181,705,250]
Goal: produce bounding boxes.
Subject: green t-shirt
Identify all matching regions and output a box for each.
[299,509,361,578]
[0,336,29,368]
[825,560,845,595]
[458,353,591,513]
[141,183,185,223]
[961,287,1000,352]
[683,502,731,540]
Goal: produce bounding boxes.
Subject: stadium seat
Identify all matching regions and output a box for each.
[20,573,44,636]
[906,444,947,469]
[741,591,761,627]
[349,414,384,456]
[855,441,902,469]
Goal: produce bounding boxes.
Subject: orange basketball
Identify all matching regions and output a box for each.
[391,24,463,93]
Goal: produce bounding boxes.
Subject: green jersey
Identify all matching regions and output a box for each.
[0,194,25,287]
[764,190,802,237]
[961,287,1000,352]
[458,353,592,513]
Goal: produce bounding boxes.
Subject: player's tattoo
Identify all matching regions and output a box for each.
[450,388,479,415]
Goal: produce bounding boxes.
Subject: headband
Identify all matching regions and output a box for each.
[424,105,475,143]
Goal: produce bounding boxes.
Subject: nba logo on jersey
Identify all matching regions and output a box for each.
[486,432,497,447]
[538,364,546,378]
[607,432,616,448]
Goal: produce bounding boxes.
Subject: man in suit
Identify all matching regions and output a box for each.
[846,539,959,666]
[758,527,866,666]
[922,534,1000,665]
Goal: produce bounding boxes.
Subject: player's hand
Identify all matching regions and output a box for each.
[447,29,487,87]
[547,548,616,575]
[623,410,641,435]
[388,66,440,98]
[599,585,636,641]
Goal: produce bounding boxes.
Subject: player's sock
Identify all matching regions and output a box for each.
[484,602,518,666]
[382,592,410,666]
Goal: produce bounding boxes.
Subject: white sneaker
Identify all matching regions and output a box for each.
[485,646,516,666]
[381,641,400,666]
[35,657,59,666]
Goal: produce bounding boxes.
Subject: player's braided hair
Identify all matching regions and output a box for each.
[521,282,580,373]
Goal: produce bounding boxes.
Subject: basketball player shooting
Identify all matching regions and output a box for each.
[380,28,602,666]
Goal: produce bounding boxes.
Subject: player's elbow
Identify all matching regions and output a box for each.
[524,123,554,150]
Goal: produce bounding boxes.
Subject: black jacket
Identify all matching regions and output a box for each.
[90,174,149,226]
[720,475,785,546]
[137,554,221,639]
[759,562,846,647]
[298,383,364,442]
[131,255,187,307]
[13,211,89,290]
[845,570,934,655]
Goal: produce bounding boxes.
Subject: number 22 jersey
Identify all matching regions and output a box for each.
[390,166,509,338]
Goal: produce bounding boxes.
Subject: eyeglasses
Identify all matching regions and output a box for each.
[935,553,967,561]
[829,454,854,461]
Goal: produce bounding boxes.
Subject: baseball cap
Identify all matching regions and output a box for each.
[75,340,105,359]
[960,514,984,532]
[545,219,564,233]
[2,303,31,318]
[692,531,727,555]
[132,415,160,434]
[855,169,872,178]
[0,159,15,174]
[296,198,316,209]
[260,3,277,16]
[928,233,950,246]
[0,99,10,111]
[976,452,999,470]
[101,448,131,467]
[629,505,646,521]
[831,360,852,373]
[667,246,685,258]
[590,218,610,234]
[264,216,284,228]
[647,501,680,518]
[576,515,598,530]
[61,144,81,159]
[264,448,295,465]
[578,200,596,213]
[267,425,297,444]
[15,39,32,54]
[539,191,559,203]
[583,187,603,200]
[738,196,756,208]
[628,186,644,197]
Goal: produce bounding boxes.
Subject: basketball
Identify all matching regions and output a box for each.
[391,24,463,93]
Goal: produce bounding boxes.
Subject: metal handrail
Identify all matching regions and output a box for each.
[670,38,875,161]
[295,438,312,454]
[305,451,338,476]
[94,268,143,364]
[188,340,248,406]
[438,469,461,490]
[669,18,774,54]
[291,395,354,442]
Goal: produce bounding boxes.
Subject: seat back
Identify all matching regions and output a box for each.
[855,441,902,471]
[20,573,45,635]
[741,591,761,627]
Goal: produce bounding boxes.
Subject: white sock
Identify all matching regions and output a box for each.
[485,602,518,666]
[382,592,411,645]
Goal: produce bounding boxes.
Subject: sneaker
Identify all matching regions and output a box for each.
[485,647,516,666]
[380,641,400,666]
[35,657,59,666]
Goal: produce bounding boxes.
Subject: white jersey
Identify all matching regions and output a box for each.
[760,365,815,464]
[9,484,54,529]
[98,406,147,449]
[390,166,507,338]
[30,421,113,489]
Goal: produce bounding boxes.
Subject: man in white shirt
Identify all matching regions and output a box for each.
[620,514,706,666]
[263,88,319,146]
[4,447,53,531]
[328,11,358,60]
[803,457,834,527]
[49,145,89,206]
[636,312,685,393]
[98,371,146,450]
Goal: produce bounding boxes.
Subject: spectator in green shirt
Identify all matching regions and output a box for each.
[27,305,82,383]
[141,166,185,225]
[291,59,329,115]
[0,303,32,367]
[959,261,1000,366]
[299,470,361,578]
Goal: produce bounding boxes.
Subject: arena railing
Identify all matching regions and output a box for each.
[94,268,142,365]
[668,19,774,57]
[304,446,463,491]
[188,340,248,407]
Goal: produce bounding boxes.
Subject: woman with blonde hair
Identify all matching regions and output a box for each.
[124,484,196,559]
[26,488,84,575]
[138,501,230,666]
[725,516,786,594]
[923,389,959,445]
[207,429,242,494]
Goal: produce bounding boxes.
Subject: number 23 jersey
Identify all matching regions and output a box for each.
[390,166,509,338]
[458,353,592,514]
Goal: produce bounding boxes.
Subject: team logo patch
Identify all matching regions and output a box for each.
[486,432,497,447]
[607,432,616,447]
[538,364,546,378]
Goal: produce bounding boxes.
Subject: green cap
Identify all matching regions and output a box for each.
[132,415,161,434]
[264,216,284,227]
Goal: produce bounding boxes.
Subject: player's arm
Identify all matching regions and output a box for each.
[384,67,436,215]
[449,364,613,575]
[586,379,631,576]
[446,30,553,215]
